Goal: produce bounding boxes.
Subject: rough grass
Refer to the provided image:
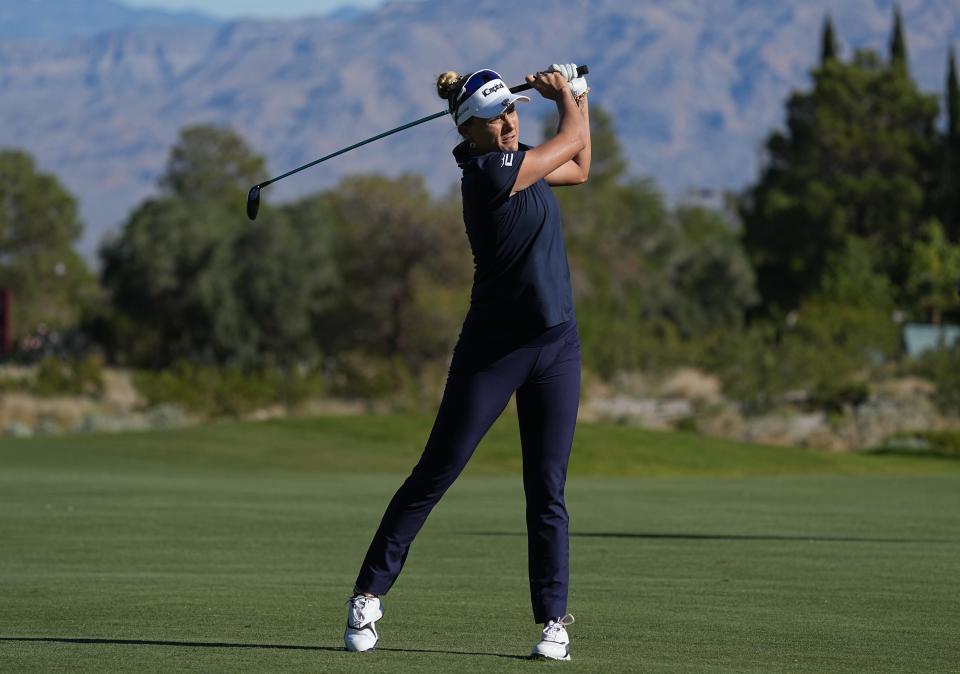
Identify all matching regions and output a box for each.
[2,413,958,479]
[1,416,959,672]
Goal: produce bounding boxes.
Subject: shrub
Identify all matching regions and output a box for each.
[700,308,894,414]
[808,379,870,413]
[874,430,960,458]
[324,353,449,412]
[908,345,960,414]
[133,362,326,417]
[31,356,104,397]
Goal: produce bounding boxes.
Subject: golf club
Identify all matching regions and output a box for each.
[246,65,589,220]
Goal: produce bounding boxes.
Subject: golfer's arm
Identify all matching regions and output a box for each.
[546,96,591,186]
[511,92,584,195]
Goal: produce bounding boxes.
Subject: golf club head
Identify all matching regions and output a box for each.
[246,185,261,221]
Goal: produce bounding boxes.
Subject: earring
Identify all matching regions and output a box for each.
[468,140,477,149]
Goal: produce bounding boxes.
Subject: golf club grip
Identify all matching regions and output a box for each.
[510,65,589,94]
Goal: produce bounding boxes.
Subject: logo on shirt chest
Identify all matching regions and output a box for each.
[500,153,514,167]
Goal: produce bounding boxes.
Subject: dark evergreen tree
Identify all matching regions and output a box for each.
[741,50,939,312]
[940,46,960,239]
[890,4,909,72]
[948,46,960,141]
[820,14,839,65]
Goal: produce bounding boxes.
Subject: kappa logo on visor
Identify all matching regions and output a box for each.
[481,82,505,97]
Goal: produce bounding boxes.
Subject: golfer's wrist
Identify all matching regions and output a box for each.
[557,88,578,109]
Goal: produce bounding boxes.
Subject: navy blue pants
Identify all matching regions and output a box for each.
[354,319,581,623]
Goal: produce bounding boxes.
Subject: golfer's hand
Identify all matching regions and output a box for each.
[549,63,578,81]
[549,64,588,98]
[526,71,570,102]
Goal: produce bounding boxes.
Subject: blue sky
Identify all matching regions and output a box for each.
[121,0,414,19]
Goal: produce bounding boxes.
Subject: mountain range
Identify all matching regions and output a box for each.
[0,0,216,40]
[2,0,959,257]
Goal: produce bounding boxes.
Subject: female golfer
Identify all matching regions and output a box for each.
[345,63,590,661]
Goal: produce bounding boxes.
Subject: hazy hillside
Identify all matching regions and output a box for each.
[0,0,217,40]
[1,0,959,256]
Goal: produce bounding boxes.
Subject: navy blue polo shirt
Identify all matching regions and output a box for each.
[454,141,575,339]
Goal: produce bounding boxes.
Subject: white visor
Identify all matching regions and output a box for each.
[453,70,530,126]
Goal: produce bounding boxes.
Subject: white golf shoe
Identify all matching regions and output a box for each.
[344,595,382,652]
[531,614,574,661]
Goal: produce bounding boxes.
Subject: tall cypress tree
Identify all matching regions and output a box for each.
[820,14,839,65]
[890,4,909,72]
[943,45,960,240]
[948,45,960,141]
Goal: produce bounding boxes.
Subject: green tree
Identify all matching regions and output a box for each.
[800,236,899,364]
[948,46,960,140]
[941,46,960,239]
[0,149,94,342]
[541,105,626,188]
[905,220,960,325]
[542,106,663,301]
[160,125,266,203]
[820,14,839,65]
[101,197,242,365]
[541,104,630,249]
[742,49,939,311]
[890,4,909,73]
[100,125,318,367]
[305,174,471,364]
[798,237,900,408]
[705,238,897,412]
[666,206,758,336]
[232,217,335,365]
[544,104,758,374]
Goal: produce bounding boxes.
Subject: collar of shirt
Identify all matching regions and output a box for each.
[452,140,532,168]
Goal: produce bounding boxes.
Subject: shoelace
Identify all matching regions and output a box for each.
[346,596,370,626]
[543,613,575,640]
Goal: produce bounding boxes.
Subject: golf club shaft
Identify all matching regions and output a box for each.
[257,110,448,190]
[254,66,589,190]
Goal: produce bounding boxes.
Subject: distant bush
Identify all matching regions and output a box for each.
[807,379,870,413]
[909,345,960,415]
[325,353,449,412]
[133,362,326,417]
[31,356,104,397]
[873,431,960,458]
[579,312,692,379]
[700,311,894,414]
[696,237,899,412]
[695,323,784,412]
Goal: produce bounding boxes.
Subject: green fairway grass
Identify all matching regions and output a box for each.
[2,415,959,672]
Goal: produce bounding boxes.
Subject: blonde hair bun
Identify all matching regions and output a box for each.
[436,71,462,101]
